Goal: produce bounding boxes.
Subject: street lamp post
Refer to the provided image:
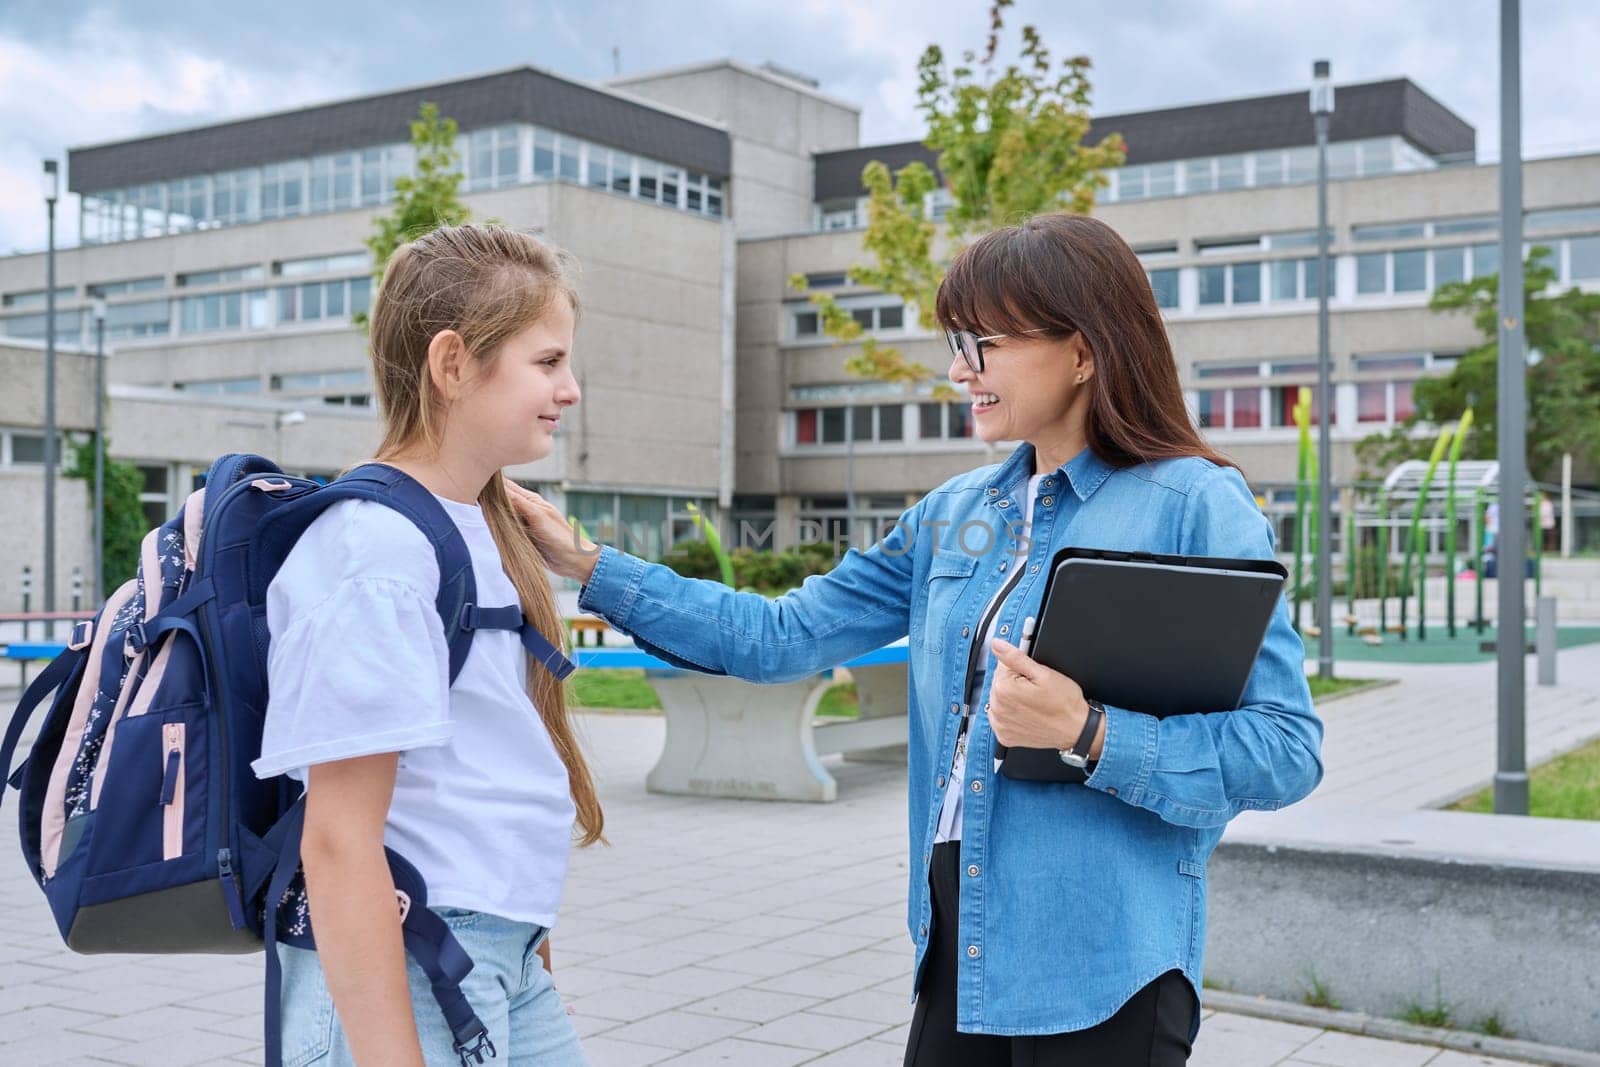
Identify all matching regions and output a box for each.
[1494,0,1529,815]
[1310,61,1335,681]
[92,298,107,603]
[42,159,60,638]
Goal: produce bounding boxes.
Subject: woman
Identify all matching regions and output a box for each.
[509,212,1323,1066]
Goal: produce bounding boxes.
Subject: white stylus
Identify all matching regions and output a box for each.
[1018,615,1037,657]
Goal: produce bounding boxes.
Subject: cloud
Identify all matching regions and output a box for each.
[2,0,1597,253]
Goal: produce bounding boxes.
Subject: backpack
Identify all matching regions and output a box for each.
[1,453,576,1067]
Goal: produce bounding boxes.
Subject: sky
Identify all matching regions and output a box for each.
[2,0,1596,254]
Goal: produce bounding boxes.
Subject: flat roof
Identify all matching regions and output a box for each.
[68,65,732,195]
[814,78,1475,202]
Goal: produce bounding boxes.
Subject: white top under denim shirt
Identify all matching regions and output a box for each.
[934,472,1043,844]
[574,443,1322,1038]
[254,495,576,928]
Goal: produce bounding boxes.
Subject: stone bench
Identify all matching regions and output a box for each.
[573,644,910,803]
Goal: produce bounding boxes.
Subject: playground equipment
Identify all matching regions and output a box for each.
[1285,404,1544,645]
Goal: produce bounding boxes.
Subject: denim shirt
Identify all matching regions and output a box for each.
[577,443,1323,1036]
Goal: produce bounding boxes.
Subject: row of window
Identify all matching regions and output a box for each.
[790,297,906,339]
[792,401,975,447]
[1,276,373,342]
[1137,232,1600,312]
[1105,137,1439,203]
[1196,380,1414,430]
[80,122,727,245]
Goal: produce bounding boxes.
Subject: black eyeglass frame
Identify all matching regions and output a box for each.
[944,327,1053,374]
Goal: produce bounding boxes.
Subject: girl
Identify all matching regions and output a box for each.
[252,224,599,1066]
[508,213,1323,1066]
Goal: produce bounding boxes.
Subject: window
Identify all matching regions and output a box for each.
[661,167,680,208]
[917,402,974,441]
[1148,269,1179,309]
[821,407,846,444]
[1568,235,1600,280]
[1195,361,1262,379]
[104,299,171,340]
[1357,253,1387,294]
[1197,263,1260,307]
[1357,382,1387,422]
[534,130,556,180]
[1354,353,1426,371]
[277,280,364,324]
[176,377,260,395]
[1117,166,1147,200]
[795,408,817,445]
[818,199,859,230]
[1471,243,1499,278]
[87,276,163,298]
[1436,216,1496,236]
[1434,246,1467,286]
[1254,151,1285,187]
[1197,390,1224,428]
[177,265,263,287]
[1231,388,1262,428]
[558,137,580,182]
[1146,163,1176,198]
[806,272,849,288]
[706,176,724,217]
[137,465,171,528]
[3,286,75,308]
[1393,380,1415,421]
[469,126,521,189]
[1216,155,1246,190]
[610,153,635,196]
[1184,159,1214,194]
[273,369,368,393]
[1392,250,1427,292]
[3,310,82,340]
[180,291,263,334]
[275,252,370,277]
[1270,385,1323,427]
[793,309,819,338]
[1526,206,1600,231]
[637,160,659,203]
[10,432,46,465]
[1353,222,1426,242]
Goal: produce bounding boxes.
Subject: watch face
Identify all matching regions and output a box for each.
[1059,750,1089,768]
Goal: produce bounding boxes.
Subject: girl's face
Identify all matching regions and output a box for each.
[456,297,581,468]
[946,330,1091,445]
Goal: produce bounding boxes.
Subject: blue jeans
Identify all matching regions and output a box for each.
[277,907,588,1066]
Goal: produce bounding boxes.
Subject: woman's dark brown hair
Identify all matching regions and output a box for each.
[935,212,1237,472]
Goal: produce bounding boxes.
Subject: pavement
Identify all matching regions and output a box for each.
[2,643,1598,1065]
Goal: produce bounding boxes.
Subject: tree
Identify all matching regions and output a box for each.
[791,0,1125,395]
[354,102,473,328]
[1356,247,1600,481]
[65,436,145,594]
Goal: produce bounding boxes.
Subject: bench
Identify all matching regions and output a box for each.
[7,641,912,804]
[574,644,910,803]
[566,617,610,647]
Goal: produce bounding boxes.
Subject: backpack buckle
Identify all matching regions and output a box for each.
[68,619,94,651]
[454,1024,497,1065]
[395,889,411,923]
[125,622,149,656]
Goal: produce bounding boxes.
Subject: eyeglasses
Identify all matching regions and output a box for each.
[945,327,1050,375]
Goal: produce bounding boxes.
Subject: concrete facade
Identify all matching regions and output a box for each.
[3,57,1599,590]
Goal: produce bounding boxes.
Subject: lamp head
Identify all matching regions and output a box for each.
[1310,60,1334,117]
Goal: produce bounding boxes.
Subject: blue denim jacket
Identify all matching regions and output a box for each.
[577,443,1323,1036]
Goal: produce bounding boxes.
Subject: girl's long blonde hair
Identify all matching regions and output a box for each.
[369,224,603,846]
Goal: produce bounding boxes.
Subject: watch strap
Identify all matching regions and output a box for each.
[1059,699,1104,768]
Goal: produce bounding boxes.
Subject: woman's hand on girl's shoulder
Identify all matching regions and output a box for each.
[503,479,601,583]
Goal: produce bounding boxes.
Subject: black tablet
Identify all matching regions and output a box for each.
[996,546,1288,783]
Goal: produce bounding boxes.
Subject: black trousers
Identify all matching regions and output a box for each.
[904,842,1197,1067]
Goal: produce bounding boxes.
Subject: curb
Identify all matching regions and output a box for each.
[1204,990,1600,1067]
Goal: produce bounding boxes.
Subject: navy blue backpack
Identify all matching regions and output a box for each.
[1,453,576,1066]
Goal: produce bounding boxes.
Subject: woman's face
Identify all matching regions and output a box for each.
[947,329,1092,445]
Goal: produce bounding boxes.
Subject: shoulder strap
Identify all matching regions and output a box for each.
[315,464,481,685]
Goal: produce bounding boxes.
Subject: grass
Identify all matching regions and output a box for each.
[1399,978,1455,1029]
[1300,969,1340,1010]
[569,669,660,711]
[573,670,1377,717]
[1474,1012,1514,1039]
[568,670,859,719]
[1306,675,1372,702]
[1449,734,1600,820]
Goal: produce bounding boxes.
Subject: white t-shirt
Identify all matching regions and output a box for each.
[252,495,576,928]
[935,472,1045,844]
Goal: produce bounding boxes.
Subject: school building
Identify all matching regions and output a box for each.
[2,57,1597,605]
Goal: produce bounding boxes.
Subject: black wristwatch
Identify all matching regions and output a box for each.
[1059,699,1105,769]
